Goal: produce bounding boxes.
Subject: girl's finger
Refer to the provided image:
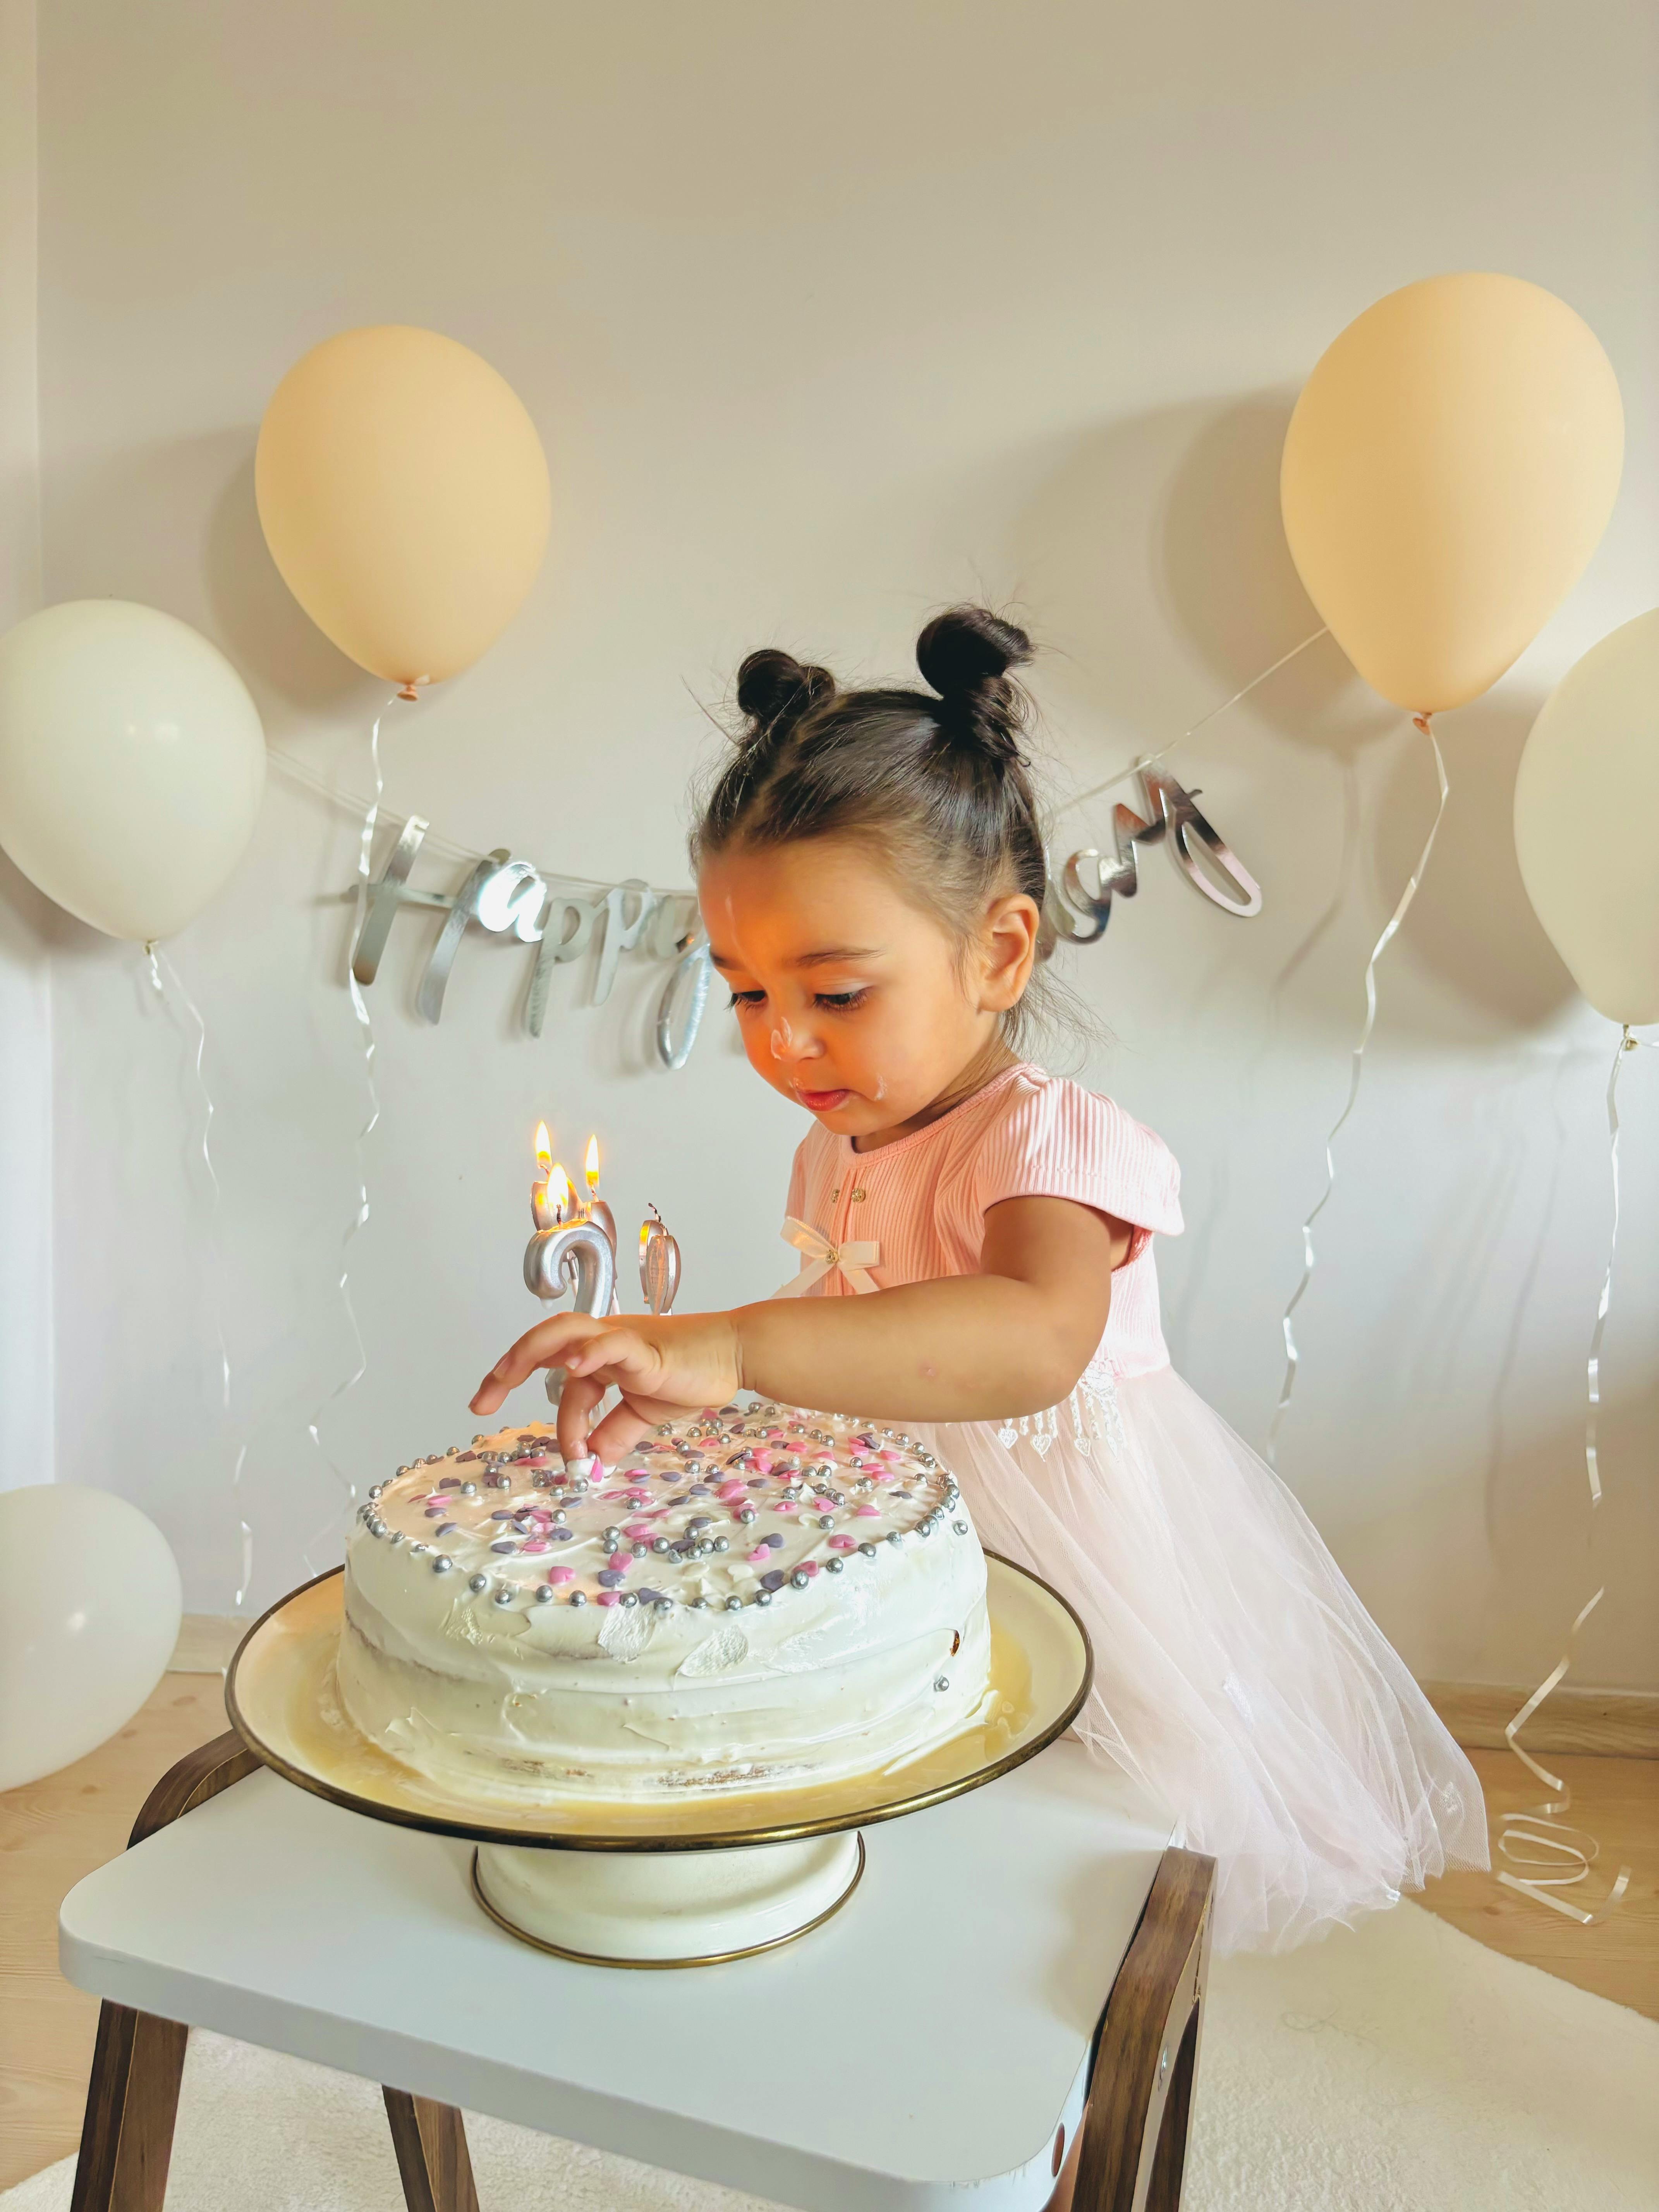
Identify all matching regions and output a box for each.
[586,1397,657,1466]
[469,1316,609,1412]
[555,1370,609,1464]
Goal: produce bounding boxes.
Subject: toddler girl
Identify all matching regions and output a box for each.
[472,606,1486,1953]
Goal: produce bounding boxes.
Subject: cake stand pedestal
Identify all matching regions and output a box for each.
[225,1553,1091,1968]
[473,1828,864,1963]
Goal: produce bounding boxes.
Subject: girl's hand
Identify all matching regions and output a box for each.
[469,1310,744,1467]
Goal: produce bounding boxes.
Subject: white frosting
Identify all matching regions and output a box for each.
[338,1403,992,1805]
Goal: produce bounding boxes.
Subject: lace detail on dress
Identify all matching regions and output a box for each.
[996,1360,1128,1461]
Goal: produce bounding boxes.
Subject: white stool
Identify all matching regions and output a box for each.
[60,1731,1212,2212]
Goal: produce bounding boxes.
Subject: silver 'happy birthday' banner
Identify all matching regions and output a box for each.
[347,768,1260,1069]
[349,814,713,1068]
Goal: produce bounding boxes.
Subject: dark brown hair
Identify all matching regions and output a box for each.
[693,606,1055,1041]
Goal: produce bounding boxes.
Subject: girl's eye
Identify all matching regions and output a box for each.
[814,988,871,1012]
[728,989,765,1010]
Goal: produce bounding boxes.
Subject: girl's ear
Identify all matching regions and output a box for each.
[977,892,1041,1013]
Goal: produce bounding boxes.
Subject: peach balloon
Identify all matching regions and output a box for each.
[256,325,551,689]
[1281,274,1623,715]
[1514,609,1659,1026]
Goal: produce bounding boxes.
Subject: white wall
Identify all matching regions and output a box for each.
[0,0,53,1491]
[25,0,1659,1684]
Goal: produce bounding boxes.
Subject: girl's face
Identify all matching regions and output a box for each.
[699,837,1039,1145]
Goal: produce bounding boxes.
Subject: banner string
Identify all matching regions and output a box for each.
[299,693,399,1569]
[267,743,692,900]
[1267,713,1448,1463]
[1496,1025,1654,1923]
[145,942,252,1612]
[1052,624,1331,823]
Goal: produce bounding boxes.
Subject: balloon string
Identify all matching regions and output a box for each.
[1496,1026,1653,1925]
[144,943,253,1612]
[301,693,399,1568]
[1267,714,1448,1463]
[1055,624,1331,819]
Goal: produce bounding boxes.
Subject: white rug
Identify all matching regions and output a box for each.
[10,1903,1654,2212]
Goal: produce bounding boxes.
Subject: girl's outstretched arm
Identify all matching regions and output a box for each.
[470,1195,1125,1465]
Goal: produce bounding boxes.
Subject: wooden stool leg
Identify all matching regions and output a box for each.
[69,2002,189,2212]
[67,1731,263,2210]
[1071,1847,1215,2212]
[383,2087,481,2212]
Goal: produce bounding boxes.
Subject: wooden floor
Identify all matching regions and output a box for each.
[1,1679,1654,2195]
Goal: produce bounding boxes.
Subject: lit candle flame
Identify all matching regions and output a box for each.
[549,1163,575,1222]
[534,1120,552,1178]
[584,1134,601,1197]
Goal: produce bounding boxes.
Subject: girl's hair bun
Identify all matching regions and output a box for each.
[735,647,835,741]
[915,606,1033,703]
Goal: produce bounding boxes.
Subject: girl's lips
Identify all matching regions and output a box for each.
[796,1086,852,1112]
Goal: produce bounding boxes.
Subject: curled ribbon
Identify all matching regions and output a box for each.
[773,1217,881,1298]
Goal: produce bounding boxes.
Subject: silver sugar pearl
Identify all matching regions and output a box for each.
[621,1591,638,1608]
[790,1570,809,1589]
[755,1590,772,1606]
[934,1676,950,1692]
[568,1590,587,1607]
[534,1585,556,1604]
[468,1573,489,1593]
[493,1588,515,1607]
[432,1557,454,1574]
[389,1531,404,1546]
[652,1537,671,1554]
[725,1596,743,1611]
[410,1542,428,1554]
[817,1515,835,1530]
[714,1537,729,1552]
[827,1558,844,1573]
[954,1520,969,1535]
[737,1508,756,1524]
[461,1482,478,1497]
[859,1542,877,1557]
[887,1531,903,1546]
[653,1598,672,1613]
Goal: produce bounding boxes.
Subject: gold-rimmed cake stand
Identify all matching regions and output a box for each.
[226,1553,1091,1968]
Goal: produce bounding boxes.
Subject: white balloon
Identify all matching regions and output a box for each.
[0,1486,183,1791]
[0,600,266,942]
[1514,608,1659,1026]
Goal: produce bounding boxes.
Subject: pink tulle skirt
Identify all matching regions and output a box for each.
[921,1364,1488,1954]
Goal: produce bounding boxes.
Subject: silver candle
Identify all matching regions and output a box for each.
[639,1205,682,1316]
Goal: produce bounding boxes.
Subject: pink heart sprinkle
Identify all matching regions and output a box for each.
[774,1501,799,1515]
[596,1590,620,1606]
[717,1482,746,1501]
[608,1551,632,1572]
[519,1539,549,1554]
[828,1534,857,1549]
[752,1451,775,1472]
[518,1455,552,1468]
[814,1497,838,1511]
[548,1566,574,1584]
[623,1520,654,1538]
[879,1449,903,1462]
[747,1547,771,1564]
[855,1504,880,1517]
[798,1559,819,1576]
[602,1489,628,1501]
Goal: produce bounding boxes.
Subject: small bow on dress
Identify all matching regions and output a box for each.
[773,1217,881,1298]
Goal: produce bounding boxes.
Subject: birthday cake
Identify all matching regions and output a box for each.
[337,1403,994,1805]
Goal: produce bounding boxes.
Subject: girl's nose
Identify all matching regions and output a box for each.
[770,1015,824,1063]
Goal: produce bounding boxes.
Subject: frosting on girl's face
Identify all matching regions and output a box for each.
[699,836,1018,1147]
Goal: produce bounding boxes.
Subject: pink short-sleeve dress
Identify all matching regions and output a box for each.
[780,1061,1487,1955]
